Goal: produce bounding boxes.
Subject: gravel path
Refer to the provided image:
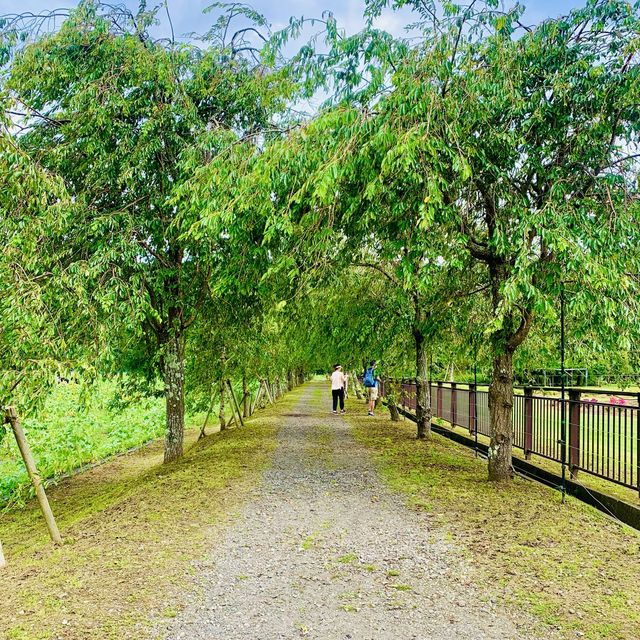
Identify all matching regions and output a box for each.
[162,382,537,640]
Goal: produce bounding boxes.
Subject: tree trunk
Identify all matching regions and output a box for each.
[488,350,514,481]
[242,375,250,418]
[388,403,400,421]
[218,380,226,431]
[384,378,401,421]
[414,325,431,439]
[163,329,185,463]
[354,374,363,400]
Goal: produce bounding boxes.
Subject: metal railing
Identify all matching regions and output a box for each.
[377,379,640,495]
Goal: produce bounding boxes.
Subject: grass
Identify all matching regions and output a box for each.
[346,398,640,640]
[401,382,640,495]
[435,417,640,506]
[0,390,295,640]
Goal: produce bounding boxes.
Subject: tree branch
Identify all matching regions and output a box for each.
[353,262,400,287]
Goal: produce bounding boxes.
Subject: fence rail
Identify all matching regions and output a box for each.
[377,379,640,495]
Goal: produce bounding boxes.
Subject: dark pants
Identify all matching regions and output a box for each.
[332,388,345,411]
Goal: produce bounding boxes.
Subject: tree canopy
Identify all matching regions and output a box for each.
[1,0,639,481]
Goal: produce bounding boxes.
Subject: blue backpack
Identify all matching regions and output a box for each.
[363,367,376,387]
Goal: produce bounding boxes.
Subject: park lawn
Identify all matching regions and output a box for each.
[347,402,640,640]
[0,399,286,640]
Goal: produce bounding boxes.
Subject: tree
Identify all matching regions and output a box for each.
[0,111,87,409]
[242,0,640,474]
[370,0,640,478]
[3,1,291,461]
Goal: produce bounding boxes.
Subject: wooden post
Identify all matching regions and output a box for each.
[637,394,640,501]
[264,379,274,405]
[0,539,6,569]
[226,380,244,427]
[437,381,443,418]
[242,376,250,418]
[569,390,581,479]
[524,388,533,460]
[5,407,62,545]
[251,383,264,414]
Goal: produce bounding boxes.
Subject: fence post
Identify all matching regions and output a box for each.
[524,387,533,460]
[569,389,581,479]
[469,383,477,435]
[637,394,640,499]
[401,379,406,411]
[450,382,457,427]
[437,381,443,419]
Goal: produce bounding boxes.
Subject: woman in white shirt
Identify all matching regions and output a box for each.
[330,364,347,414]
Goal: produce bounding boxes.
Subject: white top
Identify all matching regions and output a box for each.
[331,370,346,390]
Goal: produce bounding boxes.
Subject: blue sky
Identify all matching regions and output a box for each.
[3,1,588,40]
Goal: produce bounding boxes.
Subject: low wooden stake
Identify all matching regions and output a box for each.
[227,380,244,427]
[251,384,263,415]
[264,379,274,405]
[0,539,6,569]
[5,406,62,545]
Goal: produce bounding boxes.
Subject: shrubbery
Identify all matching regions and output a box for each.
[0,379,165,504]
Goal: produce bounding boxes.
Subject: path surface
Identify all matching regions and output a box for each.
[163,382,535,640]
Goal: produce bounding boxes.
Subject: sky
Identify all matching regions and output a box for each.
[2,0,588,41]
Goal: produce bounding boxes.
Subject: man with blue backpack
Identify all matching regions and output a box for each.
[363,360,380,416]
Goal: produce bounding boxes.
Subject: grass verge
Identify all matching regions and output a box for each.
[433,417,639,506]
[346,400,640,640]
[0,391,296,640]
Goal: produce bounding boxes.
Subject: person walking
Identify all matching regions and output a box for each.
[330,364,346,414]
[363,360,380,416]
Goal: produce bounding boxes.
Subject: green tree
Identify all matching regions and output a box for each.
[0,113,87,409]
[368,0,640,478]
[3,1,291,461]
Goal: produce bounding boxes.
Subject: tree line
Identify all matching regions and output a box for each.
[1,0,639,482]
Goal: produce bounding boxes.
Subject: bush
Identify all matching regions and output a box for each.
[0,378,164,504]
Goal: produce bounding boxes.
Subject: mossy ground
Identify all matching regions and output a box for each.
[0,394,293,640]
[346,398,640,640]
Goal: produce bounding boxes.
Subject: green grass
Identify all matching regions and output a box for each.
[346,400,640,640]
[435,418,639,505]
[400,385,640,503]
[0,378,249,506]
[0,380,166,504]
[0,387,297,640]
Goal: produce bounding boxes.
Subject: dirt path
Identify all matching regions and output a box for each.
[162,381,536,640]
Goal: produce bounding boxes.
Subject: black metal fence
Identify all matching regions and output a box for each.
[378,379,640,495]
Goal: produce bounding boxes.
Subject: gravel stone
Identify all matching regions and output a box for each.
[162,383,541,640]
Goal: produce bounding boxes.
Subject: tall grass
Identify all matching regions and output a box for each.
[0,379,165,504]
